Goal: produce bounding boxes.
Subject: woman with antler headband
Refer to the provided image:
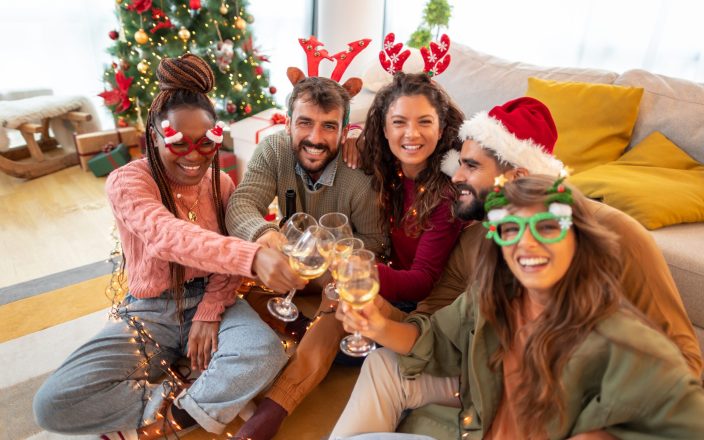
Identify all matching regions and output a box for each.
[33,54,305,440]
[359,33,464,307]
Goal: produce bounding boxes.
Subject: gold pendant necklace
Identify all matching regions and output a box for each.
[176,184,204,223]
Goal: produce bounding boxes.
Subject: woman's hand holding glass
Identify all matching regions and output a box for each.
[337,249,379,357]
[268,217,335,322]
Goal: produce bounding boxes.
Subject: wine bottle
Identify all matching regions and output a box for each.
[279,189,297,227]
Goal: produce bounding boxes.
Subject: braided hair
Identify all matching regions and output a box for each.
[145,53,226,322]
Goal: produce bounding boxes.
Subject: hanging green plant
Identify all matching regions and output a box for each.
[408,0,453,48]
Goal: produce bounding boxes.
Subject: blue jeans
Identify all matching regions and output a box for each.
[33,280,287,434]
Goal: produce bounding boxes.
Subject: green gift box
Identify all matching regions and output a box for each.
[88,143,131,177]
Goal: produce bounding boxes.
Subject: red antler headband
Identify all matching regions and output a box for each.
[298,36,371,81]
[379,33,452,77]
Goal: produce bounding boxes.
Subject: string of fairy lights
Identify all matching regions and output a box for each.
[103,0,277,128]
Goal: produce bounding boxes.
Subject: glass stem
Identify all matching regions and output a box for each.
[282,288,296,306]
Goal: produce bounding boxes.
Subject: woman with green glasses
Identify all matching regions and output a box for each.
[331,174,704,439]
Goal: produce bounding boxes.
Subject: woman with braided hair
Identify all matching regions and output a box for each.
[33,54,305,440]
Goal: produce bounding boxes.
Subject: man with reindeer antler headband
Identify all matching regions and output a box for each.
[226,35,387,440]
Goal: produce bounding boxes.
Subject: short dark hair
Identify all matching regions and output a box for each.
[287,77,351,126]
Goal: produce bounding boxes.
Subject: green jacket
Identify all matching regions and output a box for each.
[400,291,704,439]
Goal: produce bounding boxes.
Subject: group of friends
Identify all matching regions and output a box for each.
[32,48,704,440]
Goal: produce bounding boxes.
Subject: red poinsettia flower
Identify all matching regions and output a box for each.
[98,71,133,113]
[126,0,152,13]
[150,7,173,33]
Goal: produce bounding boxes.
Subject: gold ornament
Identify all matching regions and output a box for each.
[137,60,149,74]
[134,28,149,45]
[178,27,191,42]
[235,16,247,30]
[116,0,123,4]
[233,82,243,92]
[219,3,229,14]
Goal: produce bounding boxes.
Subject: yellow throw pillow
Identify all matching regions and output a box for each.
[525,77,643,173]
[569,131,704,230]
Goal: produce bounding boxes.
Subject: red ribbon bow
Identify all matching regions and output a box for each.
[270,113,286,125]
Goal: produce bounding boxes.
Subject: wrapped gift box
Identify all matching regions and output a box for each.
[88,143,131,177]
[75,127,140,170]
[230,108,286,182]
[218,151,237,184]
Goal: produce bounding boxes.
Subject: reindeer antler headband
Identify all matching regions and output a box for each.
[379,33,452,77]
[287,36,371,99]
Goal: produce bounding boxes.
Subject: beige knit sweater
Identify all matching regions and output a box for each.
[225,131,387,255]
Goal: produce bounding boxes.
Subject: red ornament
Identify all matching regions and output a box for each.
[244,104,252,114]
[254,66,264,76]
[108,30,119,40]
[493,187,500,193]
[269,86,277,94]
[489,225,496,232]
[117,116,129,128]
[557,185,565,193]
[226,102,236,114]
[111,62,118,69]
[126,0,153,13]
[189,0,201,10]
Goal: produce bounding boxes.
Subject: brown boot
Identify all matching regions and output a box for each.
[234,398,288,440]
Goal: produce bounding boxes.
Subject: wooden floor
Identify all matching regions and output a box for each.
[0,164,358,439]
[0,165,114,288]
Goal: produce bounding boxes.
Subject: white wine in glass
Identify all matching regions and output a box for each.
[338,249,379,357]
[325,237,364,300]
[268,225,334,322]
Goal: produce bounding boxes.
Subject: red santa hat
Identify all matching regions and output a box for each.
[161,120,183,144]
[458,97,563,175]
[206,121,226,143]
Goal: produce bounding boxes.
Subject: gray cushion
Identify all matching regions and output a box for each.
[615,69,704,164]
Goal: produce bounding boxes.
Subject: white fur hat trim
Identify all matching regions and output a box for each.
[459,112,563,176]
[487,208,509,222]
[440,149,460,177]
[206,121,226,143]
[549,202,573,217]
[161,120,183,144]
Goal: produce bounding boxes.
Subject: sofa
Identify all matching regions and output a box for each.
[350,42,704,356]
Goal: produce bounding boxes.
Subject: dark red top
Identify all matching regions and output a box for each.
[377,177,464,302]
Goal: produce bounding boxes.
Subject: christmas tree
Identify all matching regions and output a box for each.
[100,0,277,129]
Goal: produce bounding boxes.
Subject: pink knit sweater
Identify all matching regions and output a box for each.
[106,159,261,322]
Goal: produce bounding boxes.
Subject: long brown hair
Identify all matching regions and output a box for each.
[474,175,623,437]
[144,54,226,322]
[361,72,464,237]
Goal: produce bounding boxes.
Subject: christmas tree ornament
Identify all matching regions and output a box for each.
[244,104,252,114]
[254,65,264,76]
[112,61,118,69]
[233,82,243,92]
[126,0,152,13]
[116,0,123,4]
[178,27,191,42]
[219,2,228,15]
[214,39,235,73]
[117,116,129,127]
[120,59,131,71]
[269,86,277,94]
[189,0,201,10]
[134,28,149,45]
[99,71,134,113]
[226,102,236,114]
[137,60,149,74]
[109,30,119,40]
[150,7,173,33]
[235,16,247,30]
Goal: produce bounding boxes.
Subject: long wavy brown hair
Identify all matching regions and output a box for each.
[361,72,464,237]
[143,54,226,323]
[474,175,623,437]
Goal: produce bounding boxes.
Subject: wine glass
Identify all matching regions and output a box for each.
[319,212,354,299]
[268,225,335,322]
[280,212,318,256]
[337,249,379,357]
[319,212,353,240]
[325,237,364,300]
